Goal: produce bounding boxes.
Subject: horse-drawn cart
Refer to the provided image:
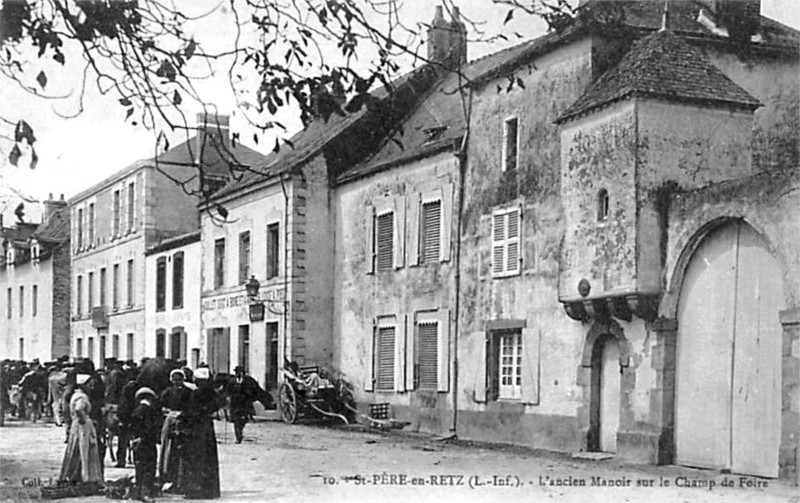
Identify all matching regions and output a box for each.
[278,363,353,425]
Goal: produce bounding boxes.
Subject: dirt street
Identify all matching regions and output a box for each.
[0,416,796,503]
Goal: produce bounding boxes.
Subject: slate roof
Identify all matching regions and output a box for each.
[153,135,266,179]
[556,29,762,124]
[210,66,439,200]
[34,208,69,244]
[208,1,797,193]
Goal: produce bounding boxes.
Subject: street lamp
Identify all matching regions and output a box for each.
[246,275,286,320]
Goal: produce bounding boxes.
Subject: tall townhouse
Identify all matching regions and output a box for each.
[332,6,465,433]
[330,1,799,483]
[199,65,439,395]
[0,196,70,361]
[70,114,265,366]
[144,231,201,365]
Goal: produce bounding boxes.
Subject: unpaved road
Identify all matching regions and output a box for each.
[0,416,796,503]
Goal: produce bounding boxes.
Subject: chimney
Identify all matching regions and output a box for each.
[196,112,231,164]
[697,0,760,41]
[42,193,67,224]
[427,5,467,69]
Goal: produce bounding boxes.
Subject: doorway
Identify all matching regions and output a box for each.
[675,221,783,477]
[589,334,621,453]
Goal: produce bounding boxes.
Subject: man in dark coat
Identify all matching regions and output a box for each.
[131,387,160,503]
[224,366,261,444]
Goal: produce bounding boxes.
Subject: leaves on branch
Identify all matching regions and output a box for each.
[216,204,228,219]
[15,121,36,145]
[156,60,177,82]
[119,98,132,106]
[36,70,47,89]
[172,90,182,105]
[125,108,134,120]
[53,52,65,65]
[9,144,22,167]
[184,39,197,59]
[30,147,38,169]
[504,10,515,25]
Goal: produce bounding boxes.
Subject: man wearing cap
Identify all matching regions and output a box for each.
[158,368,191,492]
[131,387,160,503]
[225,366,260,444]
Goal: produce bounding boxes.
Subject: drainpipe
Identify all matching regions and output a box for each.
[451,90,472,436]
[279,173,290,368]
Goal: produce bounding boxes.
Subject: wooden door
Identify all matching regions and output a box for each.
[676,222,783,477]
[600,339,620,453]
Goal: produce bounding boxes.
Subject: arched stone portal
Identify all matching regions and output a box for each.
[674,220,784,478]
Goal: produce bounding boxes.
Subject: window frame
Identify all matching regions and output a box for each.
[491,205,523,278]
[414,311,440,391]
[126,259,134,308]
[597,188,610,222]
[112,264,120,310]
[32,284,37,317]
[172,251,184,310]
[266,222,280,279]
[126,181,136,233]
[99,267,107,307]
[374,316,397,392]
[113,188,121,237]
[88,271,95,310]
[88,202,95,247]
[238,231,251,285]
[155,256,167,312]
[502,115,520,172]
[76,275,83,317]
[213,238,226,289]
[374,210,395,272]
[419,199,442,265]
[19,285,23,317]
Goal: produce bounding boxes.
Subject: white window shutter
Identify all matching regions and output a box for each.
[395,316,406,392]
[407,192,421,267]
[365,319,375,391]
[394,196,405,269]
[441,183,454,262]
[406,314,416,391]
[366,205,375,275]
[521,327,540,405]
[492,213,506,276]
[472,331,487,402]
[437,308,450,392]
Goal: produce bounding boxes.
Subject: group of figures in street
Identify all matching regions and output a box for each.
[1,356,269,502]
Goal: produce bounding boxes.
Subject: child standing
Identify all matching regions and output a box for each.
[131,387,160,502]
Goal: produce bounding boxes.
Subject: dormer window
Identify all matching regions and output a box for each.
[597,189,610,222]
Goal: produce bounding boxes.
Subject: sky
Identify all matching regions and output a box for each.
[1,0,798,223]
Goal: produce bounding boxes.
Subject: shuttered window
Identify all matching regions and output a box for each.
[420,201,441,264]
[267,223,280,279]
[214,238,225,289]
[417,321,438,390]
[376,212,394,272]
[492,207,521,277]
[376,325,395,391]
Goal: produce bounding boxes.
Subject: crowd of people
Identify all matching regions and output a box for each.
[0,356,270,501]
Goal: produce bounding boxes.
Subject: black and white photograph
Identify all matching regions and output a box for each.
[0,0,798,502]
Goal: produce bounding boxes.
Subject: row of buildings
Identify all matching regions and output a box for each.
[2,0,798,483]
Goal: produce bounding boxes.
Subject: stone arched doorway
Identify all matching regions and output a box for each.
[580,321,630,454]
[674,220,784,478]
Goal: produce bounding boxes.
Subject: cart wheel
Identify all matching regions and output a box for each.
[279,382,298,424]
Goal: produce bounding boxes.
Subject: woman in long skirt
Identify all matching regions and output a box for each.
[58,378,103,483]
[178,367,221,499]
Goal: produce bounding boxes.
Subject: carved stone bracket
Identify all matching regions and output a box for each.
[563,293,660,324]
